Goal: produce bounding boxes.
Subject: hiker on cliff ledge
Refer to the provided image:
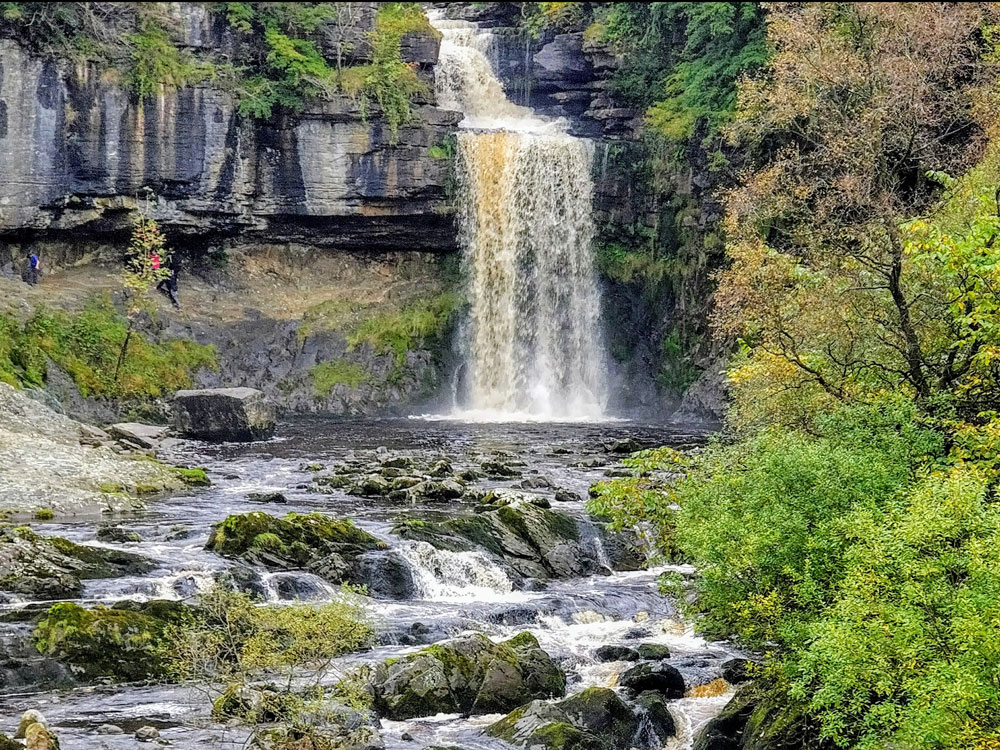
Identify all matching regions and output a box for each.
[156,254,180,308]
[25,252,40,286]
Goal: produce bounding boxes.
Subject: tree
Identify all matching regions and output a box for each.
[114,212,170,383]
[716,2,1000,425]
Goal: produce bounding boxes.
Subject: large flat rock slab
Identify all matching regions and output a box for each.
[172,388,275,442]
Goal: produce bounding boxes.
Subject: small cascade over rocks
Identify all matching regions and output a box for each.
[397,540,514,600]
[430,14,610,421]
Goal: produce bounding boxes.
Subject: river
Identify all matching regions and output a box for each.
[0,417,734,749]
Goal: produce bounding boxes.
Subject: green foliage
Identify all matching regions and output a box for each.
[0,298,216,399]
[166,585,373,740]
[347,292,461,366]
[338,3,431,142]
[598,3,768,146]
[173,467,211,486]
[587,447,688,561]
[33,508,54,520]
[790,466,1000,750]
[310,359,370,396]
[126,18,214,99]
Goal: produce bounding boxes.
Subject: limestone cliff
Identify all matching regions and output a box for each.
[0,2,459,274]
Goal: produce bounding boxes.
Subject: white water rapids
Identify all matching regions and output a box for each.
[431,15,611,422]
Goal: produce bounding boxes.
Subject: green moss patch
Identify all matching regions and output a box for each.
[310,359,370,396]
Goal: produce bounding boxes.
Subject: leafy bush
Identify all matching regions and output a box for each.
[789,466,1000,750]
[166,586,373,740]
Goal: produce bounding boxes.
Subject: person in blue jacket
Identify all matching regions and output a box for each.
[25,252,40,285]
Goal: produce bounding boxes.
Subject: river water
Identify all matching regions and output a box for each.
[0,418,734,749]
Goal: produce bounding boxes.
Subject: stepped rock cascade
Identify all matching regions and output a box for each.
[431,15,610,421]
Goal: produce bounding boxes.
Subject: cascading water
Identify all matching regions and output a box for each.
[431,15,610,421]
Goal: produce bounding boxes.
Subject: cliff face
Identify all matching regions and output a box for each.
[0,2,459,272]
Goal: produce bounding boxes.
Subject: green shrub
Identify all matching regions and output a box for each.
[310,359,370,396]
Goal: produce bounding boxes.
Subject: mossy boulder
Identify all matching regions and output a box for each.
[205,511,386,586]
[692,683,829,750]
[32,600,190,682]
[361,632,565,720]
[392,499,601,580]
[488,687,644,750]
[0,525,154,601]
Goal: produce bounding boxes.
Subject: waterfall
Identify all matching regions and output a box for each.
[430,14,610,421]
[398,541,514,601]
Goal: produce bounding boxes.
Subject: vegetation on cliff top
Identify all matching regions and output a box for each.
[0,2,431,135]
[593,3,1000,749]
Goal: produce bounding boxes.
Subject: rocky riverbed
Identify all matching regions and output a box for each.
[0,417,742,749]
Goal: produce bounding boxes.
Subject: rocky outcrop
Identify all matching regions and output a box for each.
[360,632,565,719]
[0,525,153,601]
[0,383,184,515]
[488,686,674,750]
[172,387,276,441]
[0,4,460,264]
[205,511,416,595]
[392,498,612,581]
[32,600,189,682]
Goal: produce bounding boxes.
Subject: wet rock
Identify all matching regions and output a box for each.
[619,662,685,698]
[488,687,639,750]
[216,564,268,598]
[107,422,169,449]
[0,525,154,601]
[135,725,160,742]
[393,500,599,580]
[634,692,677,743]
[350,474,392,497]
[15,710,47,738]
[24,723,57,750]
[554,488,582,503]
[355,550,417,599]
[636,643,671,661]
[602,438,644,454]
[480,458,521,478]
[172,387,276,442]
[97,724,124,734]
[205,511,386,587]
[380,456,414,470]
[427,459,453,477]
[247,491,288,504]
[692,685,756,750]
[361,632,565,720]
[95,522,142,543]
[32,600,190,682]
[519,475,553,489]
[597,525,646,571]
[721,657,756,685]
[594,645,639,662]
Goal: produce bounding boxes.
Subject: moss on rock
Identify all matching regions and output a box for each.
[32,600,189,682]
[206,511,386,587]
[361,632,565,720]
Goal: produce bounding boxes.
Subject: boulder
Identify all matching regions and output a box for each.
[362,632,565,719]
[172,387,275,442]
[205,511,386,587]
[594,645,639,663]
[32,599,190,682]
[96,522,142,543]
[721,657,756,685]
[636,643,671,661]
[24,723,57,750]
[107,422,169,449]
[15,710,47,739]
[619,662,685,698]
[392,499,601,580]
[247,491,288,504]
[135,725,160,742]
[0,525,154,600]
[488,687,641,750]
[634,692,677,744]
